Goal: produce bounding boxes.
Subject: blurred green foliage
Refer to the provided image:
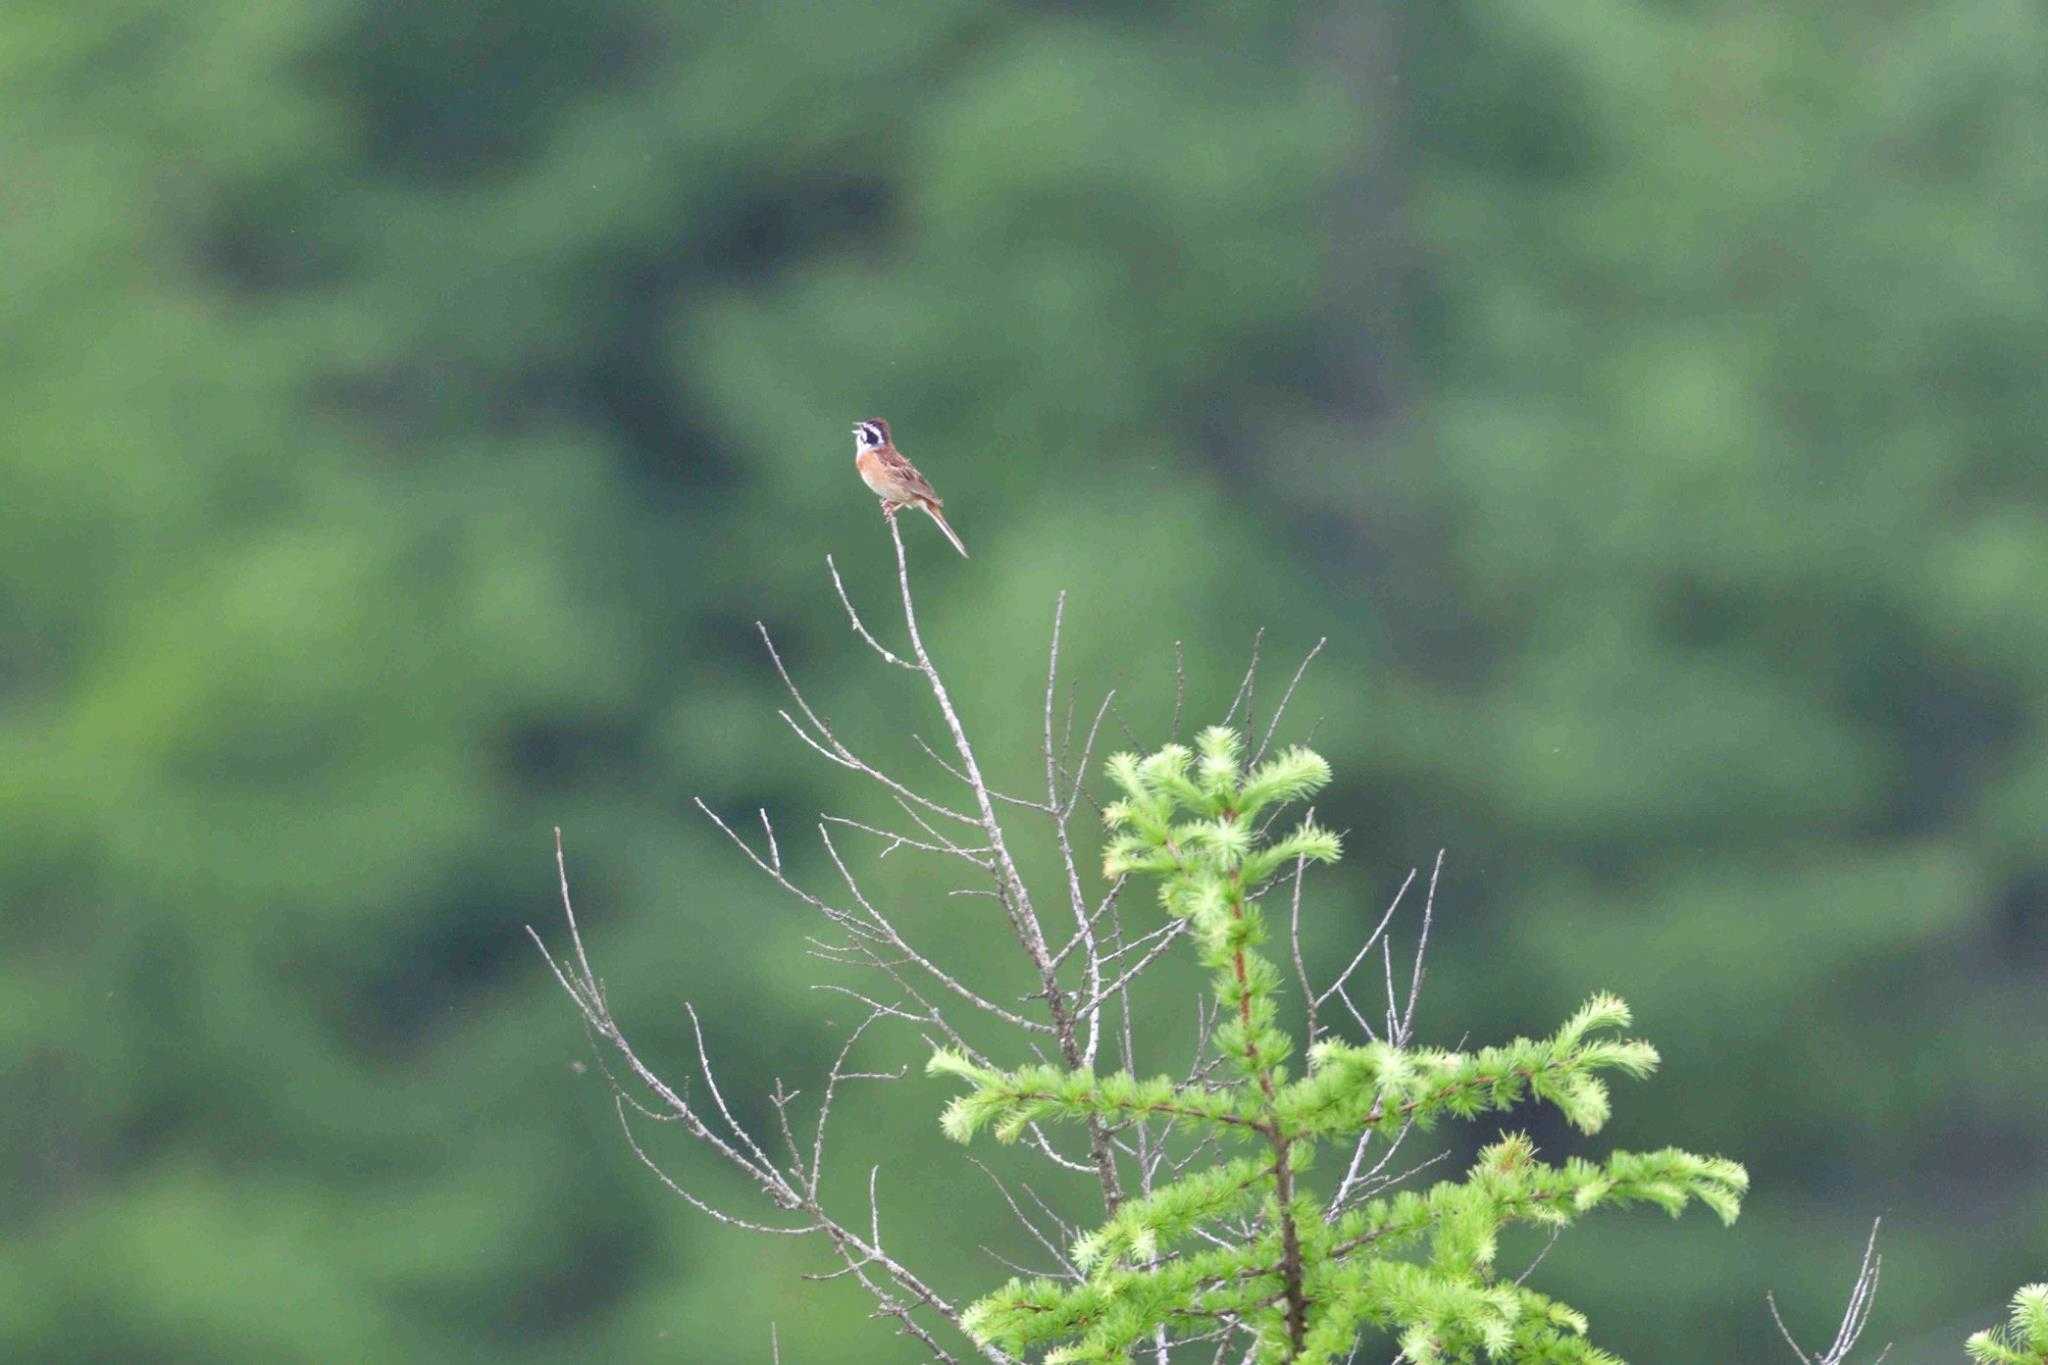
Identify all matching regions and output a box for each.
[2,1,2042,1360]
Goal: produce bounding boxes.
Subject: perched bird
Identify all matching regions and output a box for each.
[852,418,968,557]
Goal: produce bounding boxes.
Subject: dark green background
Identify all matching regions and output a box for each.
[4,2,2043,1360]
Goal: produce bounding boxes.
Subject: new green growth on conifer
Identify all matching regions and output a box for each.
[929,726,1748,1363]
[1969,1285,2048,1364]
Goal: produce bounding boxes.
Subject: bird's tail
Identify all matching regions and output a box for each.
[921,500,969,558]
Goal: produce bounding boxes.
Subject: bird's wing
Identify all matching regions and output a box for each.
[878,447,942,505]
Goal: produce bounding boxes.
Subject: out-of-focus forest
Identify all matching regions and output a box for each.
[4,2,2044,1360]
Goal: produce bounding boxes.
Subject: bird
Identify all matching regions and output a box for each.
[851,418,968,557]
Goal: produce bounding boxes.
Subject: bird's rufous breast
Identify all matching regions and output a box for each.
[855,448,891,495]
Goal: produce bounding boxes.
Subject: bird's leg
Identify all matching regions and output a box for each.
[881,500,902,519]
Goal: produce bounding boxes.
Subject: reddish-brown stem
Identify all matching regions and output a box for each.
[1221,854,1307,1357]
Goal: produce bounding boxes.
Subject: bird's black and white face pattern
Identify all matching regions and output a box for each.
[853,419,888,452]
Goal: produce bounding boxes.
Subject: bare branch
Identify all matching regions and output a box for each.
[1043,592,1103,1066]
[1329,1128,1444,1218]
[539,532,1480,1362]
[1221,627,1264,729]
[687,1002,783,1176]
[1063,688,1117,817]
[1514,1227,1563,1287]
[1381,937,1400,1045]
[1329,977,1377,1042]
[821,813,994,868]
[970,1157,1082,1281]
[1047,882,1128,970]
[911,733,1045,810]
[756,620,977,827]
[529,835,1019,1365]
[1169,641,1186,742]
[819,827,1056,1034]
[1769,1220,1890,1365]
[1075,919,1193,1020]
[1092,916,1185,969]
[827,552,916,670]
[811,1008,897,1199]
[1397,851,1443,1045]
[1314,867,1415,1022]
[526,845,786,1198]
[1253,636,1326,764]
[876,518,1123,1213]
[613,1095,816,1236]
[551,828,600,1010]
[1288,846,1316,1046]
[696,799,871,934]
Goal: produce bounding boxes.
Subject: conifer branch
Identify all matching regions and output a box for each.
[1967,1283,2048,1364]
[931,729,1746,1363]
[536,543,1767,1362]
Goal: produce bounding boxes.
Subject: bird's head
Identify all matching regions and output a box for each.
[853,418,890,452]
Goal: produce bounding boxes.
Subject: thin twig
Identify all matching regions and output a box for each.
[1043,592,1104,1066]
[756,621,978,827]
[970,1157,1082,1280]
[821,814,993,867]
[1397,852,1443,1045]
[819,826,1056,1034]
[1075,920,1193,1020]
[528,834,1019,1365]
[1170,642,1186,741]
[1288,848,1316,1045]
[1253,637,1325,764]
[1313,867,1415,1020]
[1222,628,1264,729]
[1768,1219,1890,1365]
[827,553,916,670]
[876,519,1124,1212]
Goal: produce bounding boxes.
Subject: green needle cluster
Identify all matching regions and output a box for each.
[1969,1285,2048,1364]
[929,728,1747,1363]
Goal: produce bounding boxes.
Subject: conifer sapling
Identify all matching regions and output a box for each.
[931,726,1748,1363]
